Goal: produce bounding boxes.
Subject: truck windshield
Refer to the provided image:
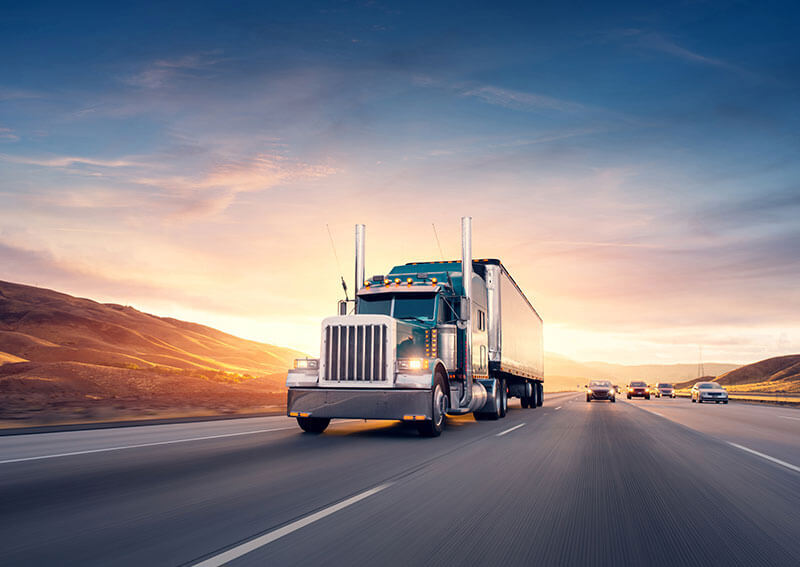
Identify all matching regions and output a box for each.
[357,293,436,320]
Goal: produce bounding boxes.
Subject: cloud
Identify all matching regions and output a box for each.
[458,84,585,113]
[0,128,18,142]
[697,186,800,230]
[414,76,585,113]
[1,154,138,167]
[0,87,43,101]
[616,31,758,79]
[135,153,338,219]
[124,52,226,89]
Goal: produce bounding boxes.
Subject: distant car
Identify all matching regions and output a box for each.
[627,381,650,400]
[691,382,729,404]
[586,379,616,402]
[654,382,676,398]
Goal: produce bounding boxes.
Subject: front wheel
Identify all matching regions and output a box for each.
[418,375,448,437]
[611,397,616,403]
[627,394,631,400]
[297,416,330,433]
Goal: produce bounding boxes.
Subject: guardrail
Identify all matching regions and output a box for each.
[675,390,800,406]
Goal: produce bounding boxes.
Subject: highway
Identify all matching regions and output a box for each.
[1,393,799,566]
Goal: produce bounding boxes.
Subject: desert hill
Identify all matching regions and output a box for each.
[0,280,305,425]
[671,355,800,392]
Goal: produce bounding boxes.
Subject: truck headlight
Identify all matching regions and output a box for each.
[397,358,429,372]
[294,358,319,370]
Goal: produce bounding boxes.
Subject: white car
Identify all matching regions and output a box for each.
[691,382,729,404]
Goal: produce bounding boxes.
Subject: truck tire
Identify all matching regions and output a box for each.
[418,371,448,437]
[499,379,508,418]
[297,416,330,433]
[521,396,530,408]
[536,383,543,407]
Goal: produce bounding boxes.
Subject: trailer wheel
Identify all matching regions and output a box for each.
[418,371,448,437]
[297,417,330,434]
[521,397,529,408]
[499,379,508,418]
[536,382,544,407]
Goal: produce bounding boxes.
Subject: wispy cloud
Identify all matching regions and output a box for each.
[1,154,139,167]
[135,153,338,219]
[0,127,18,142]
[0,87,43,101]
[613,30,758,79]
[414,76,585,113]
[124,52,226,89]
[458,84,585,113]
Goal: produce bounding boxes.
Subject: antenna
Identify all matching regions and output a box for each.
[326,224,349,301]
[432,223,445,260]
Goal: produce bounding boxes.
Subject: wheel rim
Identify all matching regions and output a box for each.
[433,384,446,428]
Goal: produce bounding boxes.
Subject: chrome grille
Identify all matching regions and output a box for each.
[324,323,388,382]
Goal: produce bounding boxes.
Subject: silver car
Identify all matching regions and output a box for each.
[691,382,729,404]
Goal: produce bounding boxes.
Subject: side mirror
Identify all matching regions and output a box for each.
[459,297,471,321]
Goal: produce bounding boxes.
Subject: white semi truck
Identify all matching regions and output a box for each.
[287,217,544,436]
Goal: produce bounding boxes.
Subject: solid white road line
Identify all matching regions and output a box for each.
[0,419,365,465]
[727,442,800,474]
[0,427,297,465]
[496,423,526,437]
[193,483,393,567]
[555,406,562,411]
[779,415,800,421]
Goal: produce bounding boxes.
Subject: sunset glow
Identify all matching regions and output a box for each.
[1,2,798,364]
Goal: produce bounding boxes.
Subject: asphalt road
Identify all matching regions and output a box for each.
[1,393,799,566]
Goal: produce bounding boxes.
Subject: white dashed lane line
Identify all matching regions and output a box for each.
[496,423,526,437]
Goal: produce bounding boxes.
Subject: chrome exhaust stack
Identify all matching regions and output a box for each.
[459,216,474,408]
[355,224,366,293]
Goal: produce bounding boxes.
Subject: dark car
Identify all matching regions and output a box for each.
[586,379,616,402]
[654,382,676,398]
[627,381,650,400]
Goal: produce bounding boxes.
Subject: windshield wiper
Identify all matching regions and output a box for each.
[399,316,432,324]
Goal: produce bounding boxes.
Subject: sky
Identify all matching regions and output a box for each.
[1,1,799,365]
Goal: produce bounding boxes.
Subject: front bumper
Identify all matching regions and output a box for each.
[628,390,647,397]
[589,390,613,399]
[287,388,432,420]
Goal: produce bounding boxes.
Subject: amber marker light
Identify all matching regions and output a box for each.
[431,278,438,284]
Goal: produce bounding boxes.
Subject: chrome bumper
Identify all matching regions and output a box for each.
[287,388,432,420]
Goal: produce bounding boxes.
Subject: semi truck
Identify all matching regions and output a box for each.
[286,217,544,436]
